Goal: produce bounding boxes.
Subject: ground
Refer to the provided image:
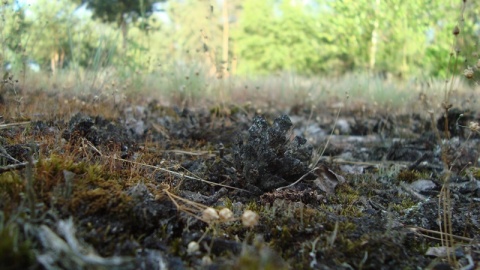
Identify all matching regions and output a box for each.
[0,88,479,270]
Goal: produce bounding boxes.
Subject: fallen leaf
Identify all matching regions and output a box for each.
[313,164,346,194]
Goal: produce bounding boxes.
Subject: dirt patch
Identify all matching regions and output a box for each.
[0,96,479,269]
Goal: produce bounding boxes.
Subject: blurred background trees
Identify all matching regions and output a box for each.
[0,0,477,80]
[77,0,156,50]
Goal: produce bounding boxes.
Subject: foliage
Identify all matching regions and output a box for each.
[80,0,156,50]
[234,0,332,75]
[167,0,217,61]
[234,0,479,77]
[80,0,155,25]
[0,0,118,73]
[0,1,30,72]
[422,1,479,78]
[164,0,242,74]
[2,0,479,79]
[0,222,34,269]
[25,0,78,71]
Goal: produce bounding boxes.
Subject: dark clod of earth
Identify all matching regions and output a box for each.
[0,98,479,270]
[233,115,314,193]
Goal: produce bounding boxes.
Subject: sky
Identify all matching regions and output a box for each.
[16,0,170,24]
[16,0,91,17]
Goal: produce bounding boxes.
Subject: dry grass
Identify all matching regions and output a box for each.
[6,66,479,122]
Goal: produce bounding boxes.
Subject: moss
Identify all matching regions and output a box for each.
[69,173,133,217]
[390,197,417,213]
[229,105,241,115]
[294,206,321,226]
[0,172,24,212]
[396,170,421,183]
[330,183,364,217]
[340,231,409,267]
[34,155,133,218]
[0,224,35,270]
[474,168,480,178]
[465,166,480,178]
[233,247,289,270]
[169,237,183,257]
[34,154,88,201]
[245,201,263,213]
[268,226,296,250]
[210,105,223,117]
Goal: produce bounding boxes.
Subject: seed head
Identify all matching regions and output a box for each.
[242,210,259,227]
[463,67,474,79]
[187,241,199,254]
[202,207,219,223]
[468,121,479,132]
[453,26,460,36]
[219,208,234,222]
[202,255,212,265]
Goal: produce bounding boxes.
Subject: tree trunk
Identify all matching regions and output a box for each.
[369,0,380,71]
[120,16,129,51]
[221,0,230,78]
[50,48,65,75]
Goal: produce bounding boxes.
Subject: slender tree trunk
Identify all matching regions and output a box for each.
[369,0,380,71]
[51,48,65,75]
[221,0,230,78]
[50,55,56,75]
[400,15,408,78]
[51,50,59,75]
[120,17,128,51]
[59,48,65,70]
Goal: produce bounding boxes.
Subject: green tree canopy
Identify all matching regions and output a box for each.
[0,2,29,71]
[234,0,334,75]
[234,0,478,78]
[24,0,115,73]
[79,0,156,50]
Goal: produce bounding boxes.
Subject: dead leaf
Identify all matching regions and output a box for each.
[313,164,346,194]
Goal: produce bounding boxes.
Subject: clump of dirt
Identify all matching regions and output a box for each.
[1,144,37,165]
[62,113,137,158]
[233,115,314,194]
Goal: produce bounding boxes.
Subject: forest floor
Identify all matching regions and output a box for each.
[0,87,479,270]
